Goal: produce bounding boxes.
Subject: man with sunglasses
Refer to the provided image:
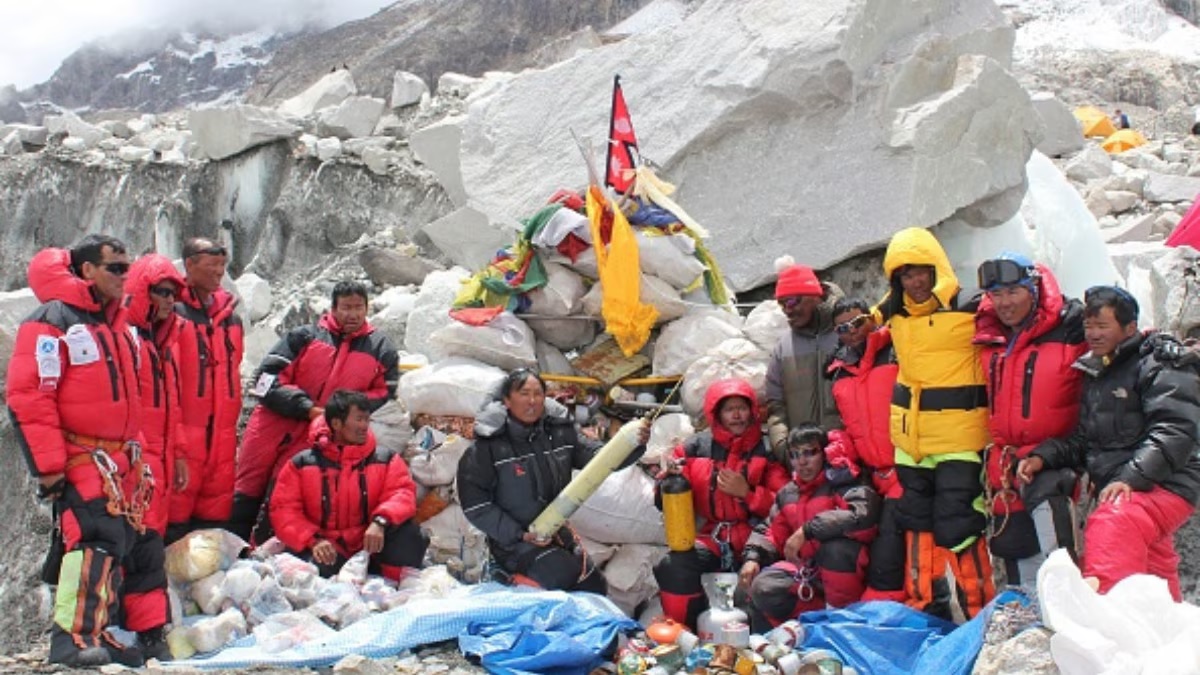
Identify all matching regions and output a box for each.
[6,235,150,666]
[1017,287,1200,600]
[875,227,994,619]
[824,297,907,604]
[168,237,244,543]
[973,253,1085,590]
[765,260,843,461]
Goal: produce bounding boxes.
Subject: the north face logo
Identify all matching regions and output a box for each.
[514,464,526,477]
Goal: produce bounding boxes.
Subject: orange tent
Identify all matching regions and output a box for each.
[1074,106,1116,138]
[1102,128,1147,154]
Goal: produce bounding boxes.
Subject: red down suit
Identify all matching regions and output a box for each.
[5,249,167,644]
[270,420,417,564]
[169,285,243,526]
[236,313,398,502]
[745,467,880,623]
[974,264,1085,578]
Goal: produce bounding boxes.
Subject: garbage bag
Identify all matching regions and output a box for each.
[743,300,789,352]
[164,529,248,583]
[406,428,471,488]
[309,582,370,630]
[651,311,744,376]
[222,562,266,606]
[246,577,293,627]
[336,551,371,586]
[187,607,247,654]
[191,571,228,615]
[569,466,665,545]
[429,312,537,371]
[681,338,769,416]
[398,356,506,417]
[252,610,337,654]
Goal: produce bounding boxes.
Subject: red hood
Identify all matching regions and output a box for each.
[702,378,762,432]
[28,248,101,311]
[124,254,186,330]
[318,312,374,339]
[975,263,1066,345]
[308,416,377,464]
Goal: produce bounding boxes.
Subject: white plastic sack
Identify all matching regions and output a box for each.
[407,428,471,487]
[546,246,599,280]
[637,231,707,290]
[681,338,770,416]
[646,413,695,464]
[221,564,263,606]
[245,577,293,627]
[398,357,506,417]
[535,339,575,375]
[336,551,370,586]
[421,502,488,583]
[602,543,669,617]
[404,267,470,357]
[1038,548,1200,675]
[652,312,745,376]
[190,571,228,616]
[370,399,412,455]
[368,286,417,347]
[526,261,585,316]
[570,465,666,545]
[429,312,537,370]
[165,529,248,583]
[527,315,598,350]
[187,607,247,654]
[251,610,337,654]
[582,274,688,324]
[743,300,789,352]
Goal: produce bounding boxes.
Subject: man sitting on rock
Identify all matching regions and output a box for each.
[270,389,427,580]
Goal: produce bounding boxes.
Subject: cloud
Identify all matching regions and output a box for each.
[0,0,391,90]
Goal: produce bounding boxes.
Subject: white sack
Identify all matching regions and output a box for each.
[404,267,470,358]
[370,399,412,454]
[742,300,789,352]
[569,465,666,545]
[681,338,770,416]
[526,261,586,316]
[637,231,707,290]
[582,273,688,324]
[429,312,537,371]
[407,429,471,487]
[652,312,745,376]
[398,357,506,417]
[645,413,695,464]
[602,543,669,617]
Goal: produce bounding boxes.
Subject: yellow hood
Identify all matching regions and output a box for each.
[882,227,960,309]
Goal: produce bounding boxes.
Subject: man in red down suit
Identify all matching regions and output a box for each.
[741,424,880,630]
[6,236,149,667]
[168,237,243,543]
[823,297,908,603]
[653,378,791,630]
[270,389,427,579]
[231,280,399,543]
[120,253,192,661]
[974,253,1085,587]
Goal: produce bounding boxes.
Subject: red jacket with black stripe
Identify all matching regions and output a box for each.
[6,248,142,500]
[270,421,417,559]
[974,265,1086,495]
[235,313,399,500]
[826,328,899,496]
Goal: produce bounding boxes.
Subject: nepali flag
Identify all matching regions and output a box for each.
[604,75,641,194]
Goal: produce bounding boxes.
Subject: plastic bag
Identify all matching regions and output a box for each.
[569,466,665,545]
[407,430,471,487]
[251,610,337,654]
[526,261,585,316]
[652,312,745,376]
[336,551,370,586]
[398,356,506,417]
[429,312,538,371]
[742,300,789,352]
[637,231,707,290]
[222,563,265,606]
[645,413,694,465]
[270,553,319,589]
[164,529,248,583]
[360,576,407,612]
[190,571,228,616]
[186,607,247,654]
[245,577,293,627]
[681,338,770,416]
[309,582,370,630]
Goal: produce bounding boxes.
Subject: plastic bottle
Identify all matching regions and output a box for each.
[660,472,696,552]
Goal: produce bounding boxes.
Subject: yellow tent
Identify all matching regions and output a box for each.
[1074,106,1116,138]
[1102,128,1147,154]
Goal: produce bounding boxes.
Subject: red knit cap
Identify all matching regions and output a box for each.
[775,264,822,299]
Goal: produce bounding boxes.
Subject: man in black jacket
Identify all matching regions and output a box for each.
[1017,286,1200,600]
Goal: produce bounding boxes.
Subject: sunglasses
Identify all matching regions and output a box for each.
[780,296,815,311]
[188,245,227,259]
[835,314,868,335]
[99,262,130,275]
[977,259,1033,291]
[149,286,177,299]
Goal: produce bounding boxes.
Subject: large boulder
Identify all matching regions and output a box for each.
[458,0,1038,291]
[317,96,387,140]
[390,71,429,109]
[420,207,511,271]
[410,115,468,207]
[277,70,357,118]
[1144,172,1200,203]
[45,110,111,148]
[358,247,438,287]
[1029,91,1083,158]
[188,105,301,160]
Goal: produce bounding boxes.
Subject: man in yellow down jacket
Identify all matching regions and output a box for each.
[875,227,995,619]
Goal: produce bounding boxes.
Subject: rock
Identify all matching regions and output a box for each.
[1085,190,1112,218]
[278,69,358,118]
[97,137,126,152]
[317,96,387,140]
[45,110,111,148]
[1030,91,1083,157]
[1124,151,1171,174]
[342,137,392,157]
[126,115,156,135]
[1096,215,1119,229]
[1,123,48,146]
[421,207,511,271]
[1164,143,1191,164]
[1065,143,1113,182]
[369,286,417,346]
[298,133,319,158]
[437,72,484,97]
[410,115,468,207]
[1153,211,1184,238]
[1105,190,1139,214]
[459,0,1039,290]
[241,323,281,381]
[1151,245,1200,335]
[391,71,429,109]
[99,119,134,139]
[973,627,1057,675]
[1103,213,1157,244]
[362,146,400,175]
[1144,172,1200,203]
[61,137,88,152]
[0,131,20,156]
[118,145,154,163]
[1099,169,1147,196]
[374,113,405,137]
[188,105,301,161]
[606,0,690,37]
[234,273,273,323]
[359,247,438,287]
[132,128,189,153]
[334,653,392,675]
[404,267,471,358]
[316,137,344,161]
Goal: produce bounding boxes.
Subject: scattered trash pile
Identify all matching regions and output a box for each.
[160,530,461,660]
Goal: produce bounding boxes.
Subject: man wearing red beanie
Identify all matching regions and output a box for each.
[765,258,844,458]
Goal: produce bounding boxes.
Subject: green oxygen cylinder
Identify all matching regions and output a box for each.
[661,471,696,552]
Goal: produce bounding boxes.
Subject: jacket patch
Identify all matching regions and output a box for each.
[1112,387,1128,399]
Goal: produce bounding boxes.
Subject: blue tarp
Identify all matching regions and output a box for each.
[176,583,636,672]
[800,590,1030,675]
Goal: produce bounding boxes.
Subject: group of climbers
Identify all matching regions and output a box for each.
[6,236,422,667]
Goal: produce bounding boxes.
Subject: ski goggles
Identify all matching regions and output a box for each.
[977,258,1034,291]
[835,314,868,335]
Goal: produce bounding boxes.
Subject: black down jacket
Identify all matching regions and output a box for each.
[1032,332,1200,505]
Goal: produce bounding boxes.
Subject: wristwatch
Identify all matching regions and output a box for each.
[372,515,389,528]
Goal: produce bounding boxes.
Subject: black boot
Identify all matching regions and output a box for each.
[101,631,145,668]
[48,627,110,667]
[925,576,956,622]
[138,626,173,662]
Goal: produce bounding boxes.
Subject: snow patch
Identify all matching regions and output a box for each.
[1009,0,1200,62]
[117,59,156,80]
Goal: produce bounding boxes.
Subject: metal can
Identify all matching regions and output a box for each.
[722,621,751,648]
[650,644,685,673]
[710,644,739,671]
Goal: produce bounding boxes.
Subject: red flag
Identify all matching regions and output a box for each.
[604,75,640,194]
